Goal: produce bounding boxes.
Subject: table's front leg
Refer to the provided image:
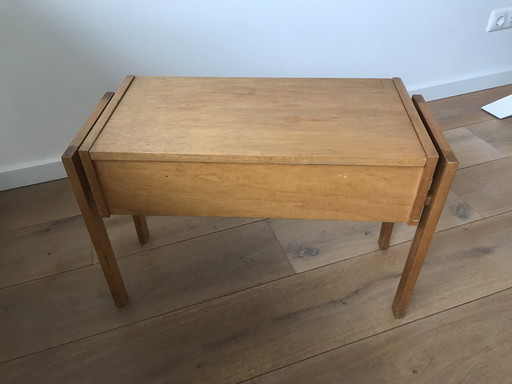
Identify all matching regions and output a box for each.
[63,155,127,307]
[392,95,458,318]
[62,93,127,307]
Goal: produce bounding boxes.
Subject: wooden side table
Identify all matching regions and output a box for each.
[62,76,457,318]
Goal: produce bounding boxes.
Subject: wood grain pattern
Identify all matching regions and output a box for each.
[90,77,427,167]
[2,211,512,382]
[427,84,512,130]
[444,127,505,168]
[1,83,509,383]
[0,221,293,363]
[0,179,79,232]
[62,93,127,307]
[93,215,261,262]
[78,77,134,217]
[451,157,512,218]
[253,287,512,384]
[378,222,394,250]
[79,77,134,152]
[269,219,383,273]
[132,215,149,244]
[95,160,425,223]
[392,95,459,318]
[393,82,438,224]
[0,215,92,288]
[269,191,480,273]
[62,92,115,154]
[388,191,482,246]
[467,117,512,156]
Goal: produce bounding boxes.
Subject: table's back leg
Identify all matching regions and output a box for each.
[132,215,150,244]
[378,222,394,250]
[62,93,127,308]
[392,95,458,319]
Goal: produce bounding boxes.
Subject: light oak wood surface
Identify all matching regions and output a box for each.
[62,92,127,306]
[391,94,458,318]
[95,160,425,223]
[89,77,427,167]
[73,77,446,309]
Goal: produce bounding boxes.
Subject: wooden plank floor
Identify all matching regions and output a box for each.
[1,85,511,383]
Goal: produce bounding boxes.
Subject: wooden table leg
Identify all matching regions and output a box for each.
[378,222,394,250]
[62,93,127,307]
[132,215,150,244]
[392,95,459,319]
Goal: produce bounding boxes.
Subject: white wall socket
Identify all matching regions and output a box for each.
[486,7,512,32]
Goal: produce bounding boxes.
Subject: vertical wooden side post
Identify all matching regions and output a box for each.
[62,93,127,307]
[392,95,458,319]
[378,222,394,250]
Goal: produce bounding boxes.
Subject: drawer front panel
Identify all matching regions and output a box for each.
[94,161,425,223]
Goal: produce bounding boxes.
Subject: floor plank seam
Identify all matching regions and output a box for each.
[0,266,295,364]
[447,191,492,223]
[3,207,510,293]
[447,116,506,131]
[455,154,510,171]
[0,263,95,291]
[0,214,83,235]
[457,155,509,170]
[383,207,512,250]
[441,118,495,131]
[93,217,269,264]
[265,219,296,273]
[274,207,512,278]
[5,222,511,367]
[247,284,512,382]
[0,218,269,291]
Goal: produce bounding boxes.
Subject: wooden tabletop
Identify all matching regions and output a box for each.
[88,76,428,167]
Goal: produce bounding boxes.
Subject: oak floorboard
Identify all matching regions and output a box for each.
[467,117,512,156]
[269,191,481,272]
[443,127,505,168]
[2,211,511,383]
[427,84,512,130]
[253,287,512,384]
[0,215,92,288]
[0,179,79,232]
[0,221,293,362]
[389,190,482,247]
[451,157,512,218]
[93,215,262,261]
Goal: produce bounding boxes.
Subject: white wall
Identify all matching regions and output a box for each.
[1,0,512,190]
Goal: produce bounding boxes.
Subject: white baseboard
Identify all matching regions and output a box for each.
[408,68,512,101]
[0,160,67,191]
[2,69,511,191]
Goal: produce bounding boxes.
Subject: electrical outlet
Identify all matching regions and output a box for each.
[486,7,512,32]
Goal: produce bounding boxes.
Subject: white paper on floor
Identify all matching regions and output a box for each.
[482,94,512,119]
